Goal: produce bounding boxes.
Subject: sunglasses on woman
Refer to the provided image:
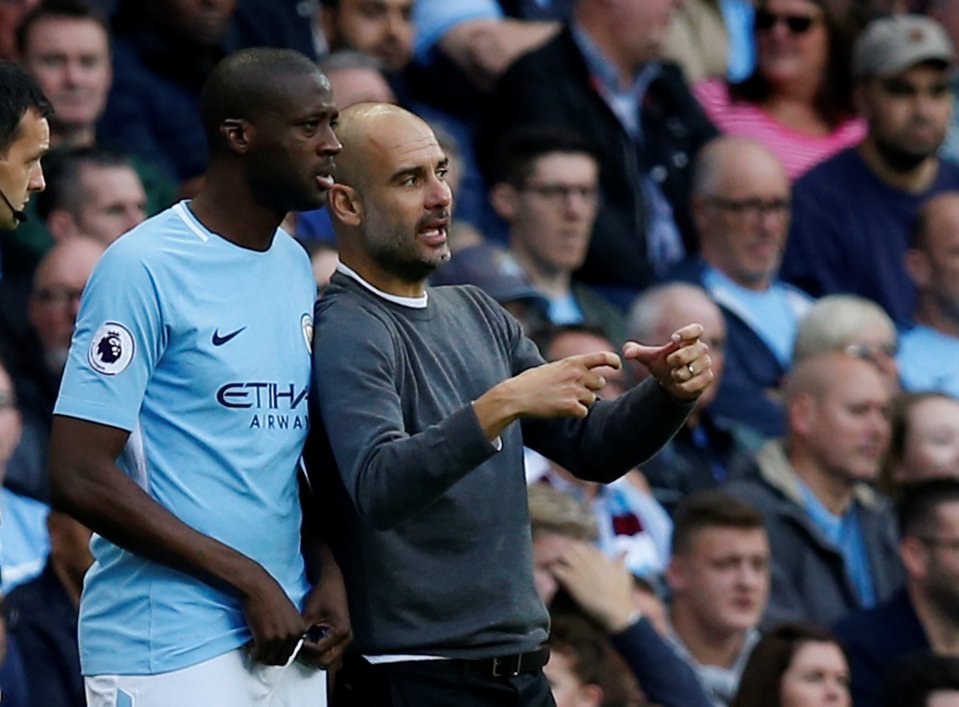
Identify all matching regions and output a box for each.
[754,9,820,34]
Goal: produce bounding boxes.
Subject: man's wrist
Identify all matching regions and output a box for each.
[608,609,643,635]
[472,383,520,440]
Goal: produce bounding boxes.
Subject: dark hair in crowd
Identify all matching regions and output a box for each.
[897,477,959,539]
[0,61,53,156]
[729,0,863,128]
[15,0,112,57]
[732,623,847,707]
[882,653,959,707]
[548,611,641,707]
[490,124,598,187]
[35,145,137,221]
[671,490,765,556]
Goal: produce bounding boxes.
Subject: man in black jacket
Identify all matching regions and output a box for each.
[478,0,716,304]
[834,479,959,707]
[4,512,92,707]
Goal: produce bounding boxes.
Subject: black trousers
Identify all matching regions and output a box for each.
[331,655,557,707]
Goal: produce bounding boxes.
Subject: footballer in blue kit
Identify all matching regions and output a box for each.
[47,48,350,707]
[55,201,316,674]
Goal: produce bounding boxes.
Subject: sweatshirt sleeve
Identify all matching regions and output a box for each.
[610,619,714,707]
[522,377,694,483]
[311,301,500,531]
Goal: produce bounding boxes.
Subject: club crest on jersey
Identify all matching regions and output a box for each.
[88,321,135,375]
[301,313,313,353]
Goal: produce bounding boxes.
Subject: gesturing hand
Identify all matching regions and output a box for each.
[624,323,713,401]
[473,350,623,440]
[510,351,622,419]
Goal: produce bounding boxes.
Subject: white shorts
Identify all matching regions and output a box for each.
[84,647,327,707]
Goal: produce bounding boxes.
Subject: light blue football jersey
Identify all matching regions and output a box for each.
[55,202,317,675]
[898,324,959,398]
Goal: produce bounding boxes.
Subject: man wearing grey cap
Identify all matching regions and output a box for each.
[781,14,959,326]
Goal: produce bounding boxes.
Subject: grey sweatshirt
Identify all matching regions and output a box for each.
[306,273,691,658]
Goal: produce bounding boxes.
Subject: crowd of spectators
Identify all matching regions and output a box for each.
[4,0,959,705]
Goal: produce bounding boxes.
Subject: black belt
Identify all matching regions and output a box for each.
[463,647,550,677]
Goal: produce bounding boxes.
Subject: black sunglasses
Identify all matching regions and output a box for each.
[754,9,819,34]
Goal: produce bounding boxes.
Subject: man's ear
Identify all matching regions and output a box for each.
[489,182,519,222]
[905,248,932,289]
[665,555,687,594]
[900,536,928,579]
[690,194,709,237]
[328,184,362,227]
[46,209,82,243]
[790,393,817,437]
[576,683,605,707]
[220,119,253,154]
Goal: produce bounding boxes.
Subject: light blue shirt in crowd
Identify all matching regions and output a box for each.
[702,266,811,367]
[0,489,49,594]
[938,84,959,164]
[898,324,959,399]
[412,0,501,61]
[800,482,876,608]
[721,0,756,82]
[548,292,584,325]
[55,202,316,675]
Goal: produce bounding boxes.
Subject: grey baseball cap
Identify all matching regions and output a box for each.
[853,14,955,80]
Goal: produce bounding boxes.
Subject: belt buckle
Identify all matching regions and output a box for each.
[491,654,521,677]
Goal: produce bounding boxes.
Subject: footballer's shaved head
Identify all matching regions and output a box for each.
[201,47,329,156]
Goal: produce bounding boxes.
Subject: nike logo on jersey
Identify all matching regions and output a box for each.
[212,327,246,346]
